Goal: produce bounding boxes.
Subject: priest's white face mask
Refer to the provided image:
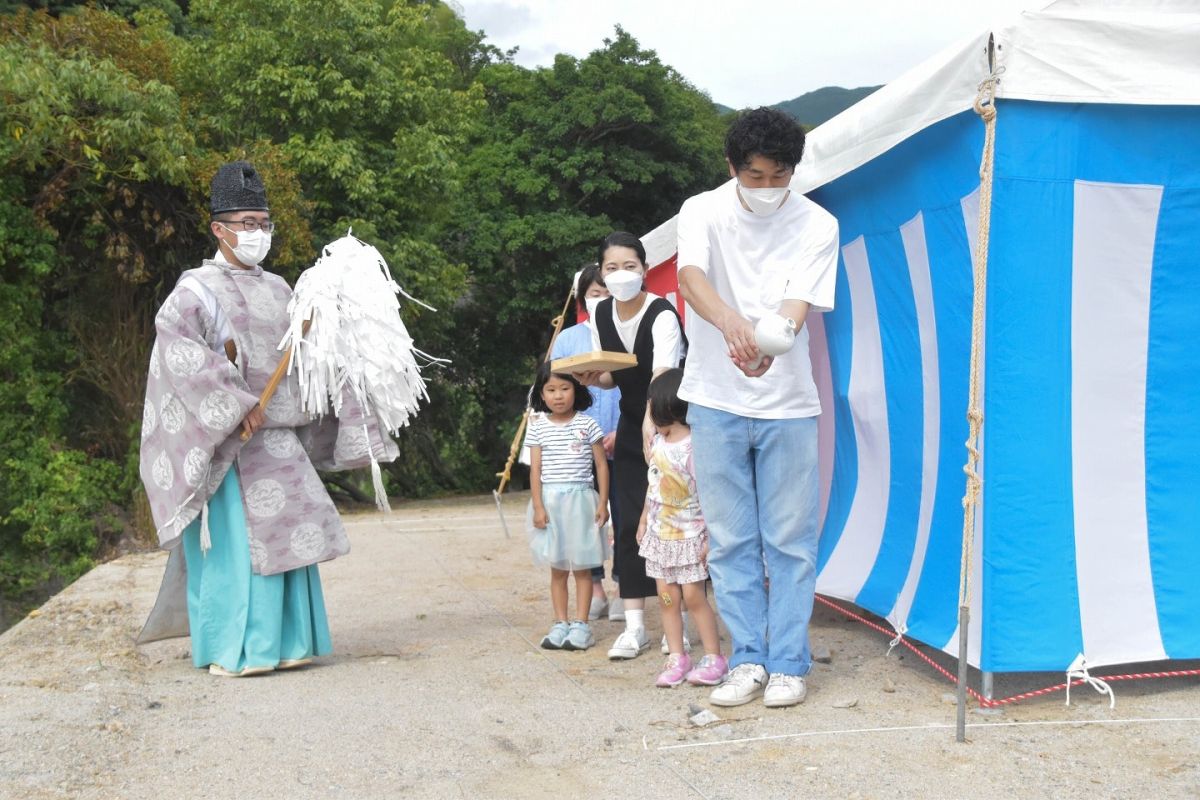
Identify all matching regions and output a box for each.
[215,215,273,267]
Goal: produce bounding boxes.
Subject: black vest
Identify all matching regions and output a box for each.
[594,296,685,422]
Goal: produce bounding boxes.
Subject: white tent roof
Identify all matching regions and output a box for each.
[642,0,1200,266]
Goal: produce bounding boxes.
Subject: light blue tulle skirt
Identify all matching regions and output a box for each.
[181,467,332,673]
[527,482,608,571]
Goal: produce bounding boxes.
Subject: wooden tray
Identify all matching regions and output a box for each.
[550,350,637,374]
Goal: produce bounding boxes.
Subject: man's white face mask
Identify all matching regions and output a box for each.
[220,224,272,267]
[604,269,644,302]
[738,183,790,217]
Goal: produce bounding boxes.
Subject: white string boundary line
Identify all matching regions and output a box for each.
[652,716,1200,752]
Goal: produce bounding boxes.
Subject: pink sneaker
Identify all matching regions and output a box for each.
[655,653,693,688]
[686,654,729,686]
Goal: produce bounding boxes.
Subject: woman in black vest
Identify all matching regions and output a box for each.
[580,231,685,661]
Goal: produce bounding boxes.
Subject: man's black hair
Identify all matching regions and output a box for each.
[531,360,593,413]
[724,107,806,172]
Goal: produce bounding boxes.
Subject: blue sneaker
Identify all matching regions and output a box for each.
[540,621,569,649]
[561,621,595,651]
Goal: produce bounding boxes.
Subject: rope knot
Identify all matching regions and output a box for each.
[973,67,1005,121]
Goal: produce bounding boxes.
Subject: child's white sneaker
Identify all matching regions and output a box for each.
[607,627,650,659]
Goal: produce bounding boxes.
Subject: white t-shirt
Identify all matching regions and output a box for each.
[675,181,839,419]
[589,293,684,371]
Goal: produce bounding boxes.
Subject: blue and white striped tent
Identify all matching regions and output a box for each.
[642,0,1200,674]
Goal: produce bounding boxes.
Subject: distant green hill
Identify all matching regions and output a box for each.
[714,86,882,128]
[774,85,881,127]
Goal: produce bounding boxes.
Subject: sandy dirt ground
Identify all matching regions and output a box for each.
[2,491,1199,799]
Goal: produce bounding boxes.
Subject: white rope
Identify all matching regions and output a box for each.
[364,422,391,513]
[653,716,1200,752]
[1065,654,1117,709]
[886,625,907,657]
[958,68,1000,620]
[199,498,212,554]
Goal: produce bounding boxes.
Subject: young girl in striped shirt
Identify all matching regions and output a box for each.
[526,361,610,651]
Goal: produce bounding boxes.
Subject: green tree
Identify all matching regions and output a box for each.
[177,0,492,493]
[445,27,728,479]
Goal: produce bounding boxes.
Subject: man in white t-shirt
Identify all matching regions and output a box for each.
[676,107,838,709]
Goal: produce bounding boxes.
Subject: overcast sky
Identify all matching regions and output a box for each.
[458,0,1047,108]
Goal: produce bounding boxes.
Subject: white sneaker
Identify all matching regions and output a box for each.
[763,673,807,708]
[607,627,650,659]
[709,663,767,707]
[660,633,692,654]
[588,595,609,621]
[607,596,625,622]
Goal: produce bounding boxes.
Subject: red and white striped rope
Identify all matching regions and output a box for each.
[814,595,1200,708]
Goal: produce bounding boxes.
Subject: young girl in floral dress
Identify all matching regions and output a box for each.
[636,368,727,687]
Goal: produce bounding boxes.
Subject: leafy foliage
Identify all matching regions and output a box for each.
[445,27,727,475]
[0,4,730,620]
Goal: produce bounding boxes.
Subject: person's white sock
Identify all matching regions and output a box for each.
[625,608,645,631]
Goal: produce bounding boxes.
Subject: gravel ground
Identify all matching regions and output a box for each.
[2,491,1198,799]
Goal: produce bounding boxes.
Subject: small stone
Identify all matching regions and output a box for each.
[941,692,959,705]
[689,709,722,727]
[831,698,858,709]
[882,678,896,693]
[687,703,705,716]
[147,700,163,710]
[82,683,99,692]
[812,644,833,664]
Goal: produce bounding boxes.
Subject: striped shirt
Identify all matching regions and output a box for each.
[525,412,603,483]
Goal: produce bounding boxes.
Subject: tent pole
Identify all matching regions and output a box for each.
[982,671,994,701]
[956,607,969,742]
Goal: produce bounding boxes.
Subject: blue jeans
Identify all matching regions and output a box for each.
[687,404,819,676]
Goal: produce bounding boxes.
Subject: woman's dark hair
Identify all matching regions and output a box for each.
[575,262,604,312]
[724,107,806,172]
[647,368,687,428]
[598,231,647,268]
[531,360,593,413]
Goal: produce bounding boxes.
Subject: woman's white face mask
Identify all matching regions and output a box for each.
[584,295,604,319]
[220,224,272,267]
[604,269,644,302]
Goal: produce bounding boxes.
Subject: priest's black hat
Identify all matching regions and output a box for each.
[210,161,269,214]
